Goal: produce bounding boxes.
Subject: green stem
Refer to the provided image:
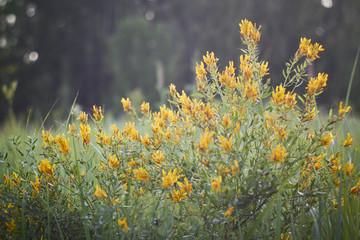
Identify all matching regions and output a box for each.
[73,136,91,240]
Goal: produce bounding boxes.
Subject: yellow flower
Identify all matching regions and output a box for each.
[307,73,328,96]
[55,134,71,155]
[151,150,165,166]
[345,161,353,176]
[338,101,351,117]
[169,83,177,95]
[222,114,232,127]
[298,38,324,60]
[5,218,16,232]
[141,101,150,115]
[177,91,192,115]
[242,63,254,81]
[225,206,234,217]
[239,19,261,43]
[239,54,250,72]
[121,97,132,112]
[39,158,55,176]
[96,131,110,146]
[211,176,222,192]
[171,189,188,202]
[271,85,286,105]
[197,127,214,152]
[67,123,76,135]
[319,132,334,148]
[196,61,207,80]
[270,145,288,163]
[92,105,103,121]
[94,185,107,198]
[117,218,129,232]
[162,169,184,188]
[178,177,192,195]
[351,182,360,196]
[108,154,119,168]
[218,135,232,152]
[203,51,219,69]
[260,61,269,76]
[344,133,353,147]
[140,133,151,147]
[122,122,139,141]
[31,175,41,193]
[243,81,258,102]
[79,123,91,145]
[134,168,149,182]
[276,126,289,141]
[285,91,297,109]
[77,111,88,124]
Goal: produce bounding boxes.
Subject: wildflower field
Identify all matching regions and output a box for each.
[1,20,359,239]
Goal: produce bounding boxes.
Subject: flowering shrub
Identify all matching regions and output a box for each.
[0,19,357,239]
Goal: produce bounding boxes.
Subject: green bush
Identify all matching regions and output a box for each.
[0,19,358,239]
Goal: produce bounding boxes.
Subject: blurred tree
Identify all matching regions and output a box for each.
[0,0,359,123]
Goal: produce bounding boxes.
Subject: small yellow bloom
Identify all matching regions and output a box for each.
[171,189,188,202]
[79,123,91,145]
[196,61,207,80]
[222,114,232,127]
[203,51,219,69]
[239,19,261,43]
[77,111,88,124]
[351,182,360,196]
[5,218,16,232]
[211,176,222,192]
[178,177,192,195]
[31,175,41,193]
[225,206,234,217]
[151,150,165,166]
[108,154,119,168]
[344,133,353,147]
[92,105,103,121]
[270,145,288,163]
[55,134,71,155]
[122,122,139,141]
[121,98,132,112]
[134,168,149,182]
[140,133,151,147]
[319,132,334,148]
[117,218,129,232]
[260,61,269,76]
[345,161,353,176]
[94,185,108,198]
[67,123,76,135]
[141,101,150,115]
[271,85,286,105]
[307,73,328,96]
[162,169,184,188]
[243,81,258,102]
[169,83,177,95]
[197,128,214,152]
[338,101,351,117]
[39,158,55,176]
[218,135,232,152]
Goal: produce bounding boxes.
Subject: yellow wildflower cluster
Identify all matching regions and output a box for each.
[39,158,55,176]
[307,73,328,96]
[298,37,324,60]
[271,85,297,108]
[239,19,261,43]
[94,185,107,198]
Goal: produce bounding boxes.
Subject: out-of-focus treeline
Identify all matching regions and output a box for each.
[0,0,359,123]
